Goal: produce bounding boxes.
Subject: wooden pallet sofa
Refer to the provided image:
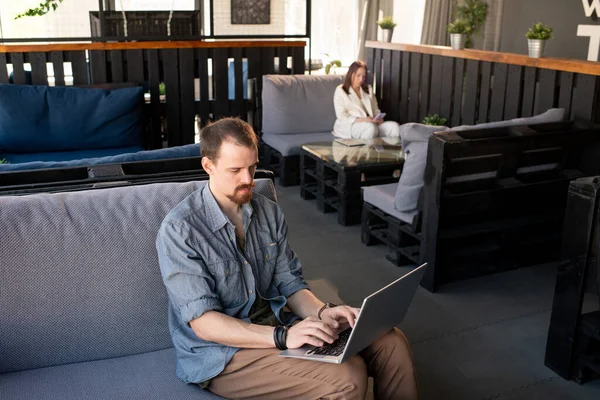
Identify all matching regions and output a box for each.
[259,74,343,186]
[362,115,600,291]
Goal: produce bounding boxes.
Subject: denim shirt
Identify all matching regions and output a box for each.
[156,185,309,384]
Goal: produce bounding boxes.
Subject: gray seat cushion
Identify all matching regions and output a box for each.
[363,183,418,224]
[262,74,343,135]
[0,348,225,400]
[262,131,335,156]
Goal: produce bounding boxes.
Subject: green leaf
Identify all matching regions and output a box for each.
[15,0,63,19]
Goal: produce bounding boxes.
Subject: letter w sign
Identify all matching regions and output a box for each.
[582,0,600,17]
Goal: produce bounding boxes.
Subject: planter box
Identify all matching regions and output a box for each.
[90,11,202,38]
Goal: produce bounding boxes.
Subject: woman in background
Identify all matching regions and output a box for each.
[333,60,400,139]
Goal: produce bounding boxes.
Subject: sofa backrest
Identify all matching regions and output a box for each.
[0,84,144,155]
[0,178,277,373]
[394,108,569,214]
[261,74,344,135]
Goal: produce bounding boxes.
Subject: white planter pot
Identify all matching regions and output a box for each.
[528,39,546,58]
[382,29,394,43]
[450,33,466,50]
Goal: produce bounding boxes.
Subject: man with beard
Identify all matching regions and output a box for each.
[156,117,418,399]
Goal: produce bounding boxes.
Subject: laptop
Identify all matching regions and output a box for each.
[279,263,427,364]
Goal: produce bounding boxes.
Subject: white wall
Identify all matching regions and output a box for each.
[311,0,358,67]
[392,0,426,44]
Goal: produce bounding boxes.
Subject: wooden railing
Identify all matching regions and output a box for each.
[0,41,306,148]
[365,41,600,126]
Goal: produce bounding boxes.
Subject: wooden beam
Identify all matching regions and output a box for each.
[0,40,306,53]
[366,41,600,77]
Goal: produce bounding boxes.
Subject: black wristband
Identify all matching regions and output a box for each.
[273,325,288,350]
[273,325,289,350]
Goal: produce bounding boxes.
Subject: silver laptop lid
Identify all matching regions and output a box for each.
[340,263,427,362]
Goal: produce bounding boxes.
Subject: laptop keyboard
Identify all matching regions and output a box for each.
[308,329,352,357]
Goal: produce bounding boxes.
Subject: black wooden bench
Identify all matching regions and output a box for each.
[362,120,600,292]
[545,176,600,385]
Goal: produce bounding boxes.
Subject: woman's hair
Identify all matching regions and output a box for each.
[342,60,369,94]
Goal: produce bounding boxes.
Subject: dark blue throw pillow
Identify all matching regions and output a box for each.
[0,84,144,154]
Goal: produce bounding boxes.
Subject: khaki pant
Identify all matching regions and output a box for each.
[208,328,418,400]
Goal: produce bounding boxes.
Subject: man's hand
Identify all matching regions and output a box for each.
[286,317,339,349]
[320,305,360,331]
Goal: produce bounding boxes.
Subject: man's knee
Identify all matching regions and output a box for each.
[378,328,414,360]
[337,355,368,399]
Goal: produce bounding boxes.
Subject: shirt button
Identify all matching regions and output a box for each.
[249,290,253,294]
[265,254,270,260]
[244,261,248,265]
[225,269,230,275]
[229,237,233,241]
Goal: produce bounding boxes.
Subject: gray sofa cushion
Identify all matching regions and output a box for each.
[451,108,566,132]
[394,108,566,215]
[0,348,225,400]
[262,74,343,135]
[0,179,276,373]
[395,123,449,212]
[363,183,418,224]
[262,131,335,156]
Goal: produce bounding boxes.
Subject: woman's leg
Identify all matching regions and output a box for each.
[378,121,401,137]
[350,122,379,139]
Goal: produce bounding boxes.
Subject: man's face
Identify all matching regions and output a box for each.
[203,139,259,205]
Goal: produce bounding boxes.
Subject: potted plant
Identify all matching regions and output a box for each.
[323,54,342,74]
[325,60,342,74]
[377,16,397,43]
[525,22,553,58]
[447,20,471,50]
[453,0,488,48]
[423,114,448,126]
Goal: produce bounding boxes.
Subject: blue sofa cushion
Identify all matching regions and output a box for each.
[1,146,144,164]
[0,84,144,153]
[0,348,226,400]
[0,143,200,172]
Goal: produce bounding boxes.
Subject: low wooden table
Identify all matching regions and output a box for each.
[300,138,405,226]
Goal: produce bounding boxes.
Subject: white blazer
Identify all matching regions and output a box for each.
[332,84,381,138]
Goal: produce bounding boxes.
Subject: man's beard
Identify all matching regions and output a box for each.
[227,182,256,205]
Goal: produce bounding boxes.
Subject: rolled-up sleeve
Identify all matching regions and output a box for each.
[156,221,223,324]
[272,209,309,299]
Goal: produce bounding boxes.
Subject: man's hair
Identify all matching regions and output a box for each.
[200,117,258,161]
[342,60,369,94]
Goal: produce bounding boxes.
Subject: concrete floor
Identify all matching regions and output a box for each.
[274,182,600,400]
